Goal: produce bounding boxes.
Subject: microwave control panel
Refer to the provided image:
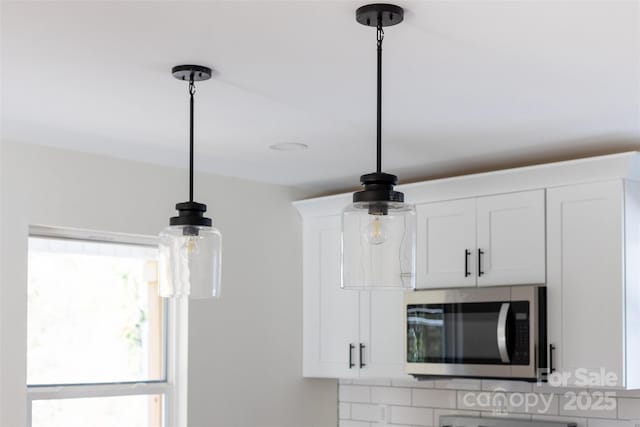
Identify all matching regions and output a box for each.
[511,301,530,365]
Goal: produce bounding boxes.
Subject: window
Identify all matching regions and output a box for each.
[26,227,187,427]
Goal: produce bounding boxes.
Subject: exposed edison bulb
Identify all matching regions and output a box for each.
[182,226,200,256]
[364,215,388,245]
[183,235,200,255]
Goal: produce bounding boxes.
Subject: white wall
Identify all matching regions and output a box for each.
[0,141,336,427]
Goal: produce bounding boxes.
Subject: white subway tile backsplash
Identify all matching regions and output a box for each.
[587,418,637,427]
[434,379,482,390]
[509,393,558,415]
[457,390,557,415]
[340,402,351,420]
[482,380,533,393]
[351,403,382,422]
[372,386,411,405]
[432,408,481,426]
[338,379,640,427]
[413,389,457,408]
[391,406,434,426]
[610,389,640,398]
[558,392,617,419]
[352,378,393,386]
[533,383,585,395]
[392,378,434,388]
[481,412,532,420]
[340,385,371,403]
[616,397,640,420]
[532,414,587,427]
[457,390,485,411]
[339,420,371,427]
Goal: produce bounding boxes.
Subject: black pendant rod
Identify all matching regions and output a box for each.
[376,19,384,174]
[352,5,405,207]
[189,79,195,202]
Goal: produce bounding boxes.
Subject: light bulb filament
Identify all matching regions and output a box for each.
[365,215,388,245]
[373,216,381,239]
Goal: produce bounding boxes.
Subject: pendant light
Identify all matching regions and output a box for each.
[158,65,222,299]
[341,4,416,290]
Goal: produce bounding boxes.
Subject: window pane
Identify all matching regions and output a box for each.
[27,236,165,385]
[32,394,163,427]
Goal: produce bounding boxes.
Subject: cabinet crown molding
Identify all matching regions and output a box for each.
[294,152,640,217]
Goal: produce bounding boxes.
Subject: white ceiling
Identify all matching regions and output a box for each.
[2,0,639,194]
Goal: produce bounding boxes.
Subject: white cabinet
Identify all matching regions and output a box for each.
[546,180,640,388]
[301,214,407,379]
[476,191,546,286]
[416,198,476,288]
[416,190,546,289]
[302,215,359,378]
[359,290,405,378]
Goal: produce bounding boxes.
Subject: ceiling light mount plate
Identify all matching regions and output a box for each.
[172,64,213,82]
[356,3,404,27]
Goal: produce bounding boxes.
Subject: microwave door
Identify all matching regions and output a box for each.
[405,285,541,380]
[407,302,508,365]
[450,302,506,365]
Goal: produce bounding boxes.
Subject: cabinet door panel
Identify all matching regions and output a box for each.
[477,190,546,286]
[358,290,409,379]
[547,182,624,386]
[416,199,477,288]
[303,216,359,378]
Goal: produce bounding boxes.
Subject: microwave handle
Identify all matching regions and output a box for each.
[497,302,511,363]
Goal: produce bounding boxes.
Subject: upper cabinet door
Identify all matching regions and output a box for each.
[416,198,477,289]
[302,215,360,378]
[476,190,546,287]
[547,182,624,387]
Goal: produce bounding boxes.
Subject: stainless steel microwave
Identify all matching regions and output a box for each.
[404,285,547,382]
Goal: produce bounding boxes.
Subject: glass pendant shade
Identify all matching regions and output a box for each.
[158,225,222,298]
[342,200,416,290]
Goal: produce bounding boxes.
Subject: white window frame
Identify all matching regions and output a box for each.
[25,225,189,427]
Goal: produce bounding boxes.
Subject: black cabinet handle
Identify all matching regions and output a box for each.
[359,343,366,368]
[349,344,355,369]
[478,249,485,276]
[465,249,471,277]
[550,344,556,373]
